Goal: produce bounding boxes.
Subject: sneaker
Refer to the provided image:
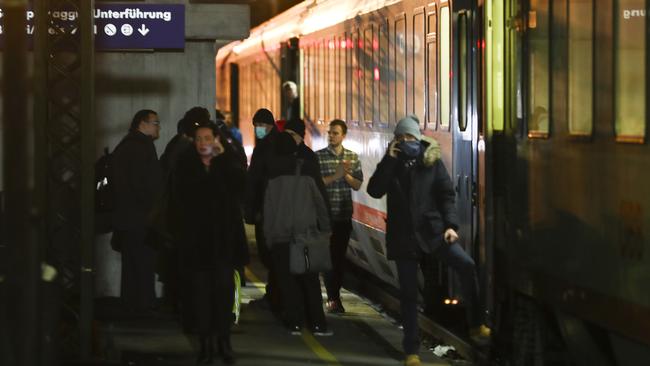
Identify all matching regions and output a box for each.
[311,325,334,336]
[289,325,302,336]
[470,324,491,346]
[404,354,421,366]
[326,299,345,314]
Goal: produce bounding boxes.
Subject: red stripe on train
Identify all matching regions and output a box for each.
[352,202,387,232]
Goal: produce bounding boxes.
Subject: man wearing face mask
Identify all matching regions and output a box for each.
[245,108,280,311]
[367,115,490,366]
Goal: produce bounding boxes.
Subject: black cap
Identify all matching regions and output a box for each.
[184,106,211,124]
[252,108,275,126]
[177,117,198,135]
[284,118,305,138]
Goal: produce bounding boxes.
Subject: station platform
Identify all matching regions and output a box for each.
[94,258,461,366]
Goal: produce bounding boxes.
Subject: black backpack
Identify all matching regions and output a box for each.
[95,146,116,234]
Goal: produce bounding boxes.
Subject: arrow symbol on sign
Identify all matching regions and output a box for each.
[138,24,150,36]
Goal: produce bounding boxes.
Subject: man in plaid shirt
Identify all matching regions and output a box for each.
[316,119,363,313]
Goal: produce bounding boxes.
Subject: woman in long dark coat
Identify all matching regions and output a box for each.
[171,121,247,365]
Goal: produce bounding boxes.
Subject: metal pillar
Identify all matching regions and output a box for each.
[33,0,95,360]
[3,1,41,365]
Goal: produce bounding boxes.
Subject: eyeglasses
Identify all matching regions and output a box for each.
[148,120,161,126]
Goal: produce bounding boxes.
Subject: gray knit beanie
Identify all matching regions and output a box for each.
[394,115,422,140]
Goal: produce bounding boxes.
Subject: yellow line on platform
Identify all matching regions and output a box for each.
[244,266,343,366]
[301,331,342,366]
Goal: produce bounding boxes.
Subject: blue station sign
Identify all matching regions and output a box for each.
[0,3,185,50]
[94,4,185,50]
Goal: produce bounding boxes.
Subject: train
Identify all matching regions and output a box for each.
[215,0,649,364]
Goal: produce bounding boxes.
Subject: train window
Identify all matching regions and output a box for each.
[330,37,337,121]
[311,43,316,121]
[352,30,360,122]
[568,0,594,137]
[323,41,329,122]
[439,5,451,130]
[426,7,438,130]
[389,21,396,125]
[379,22,390,124]
[365,27,374,122]
[320,40,327,122]
[395,16,407,121]
[413,9,426,127]
[527,0,551,139]
[306,45,312,122]
[252,62,258,113]
[340,35,347,121]
[315,42,321,121]
[459,12,468,132]
[487,0,505,132]
[304,46,310,120]
[308,45,314,122]
[615,0,646,143]
[308,44,316,121]
[333,38,339,119]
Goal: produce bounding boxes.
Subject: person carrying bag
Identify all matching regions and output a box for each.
[285,160,332,274]
[262,119,334,336]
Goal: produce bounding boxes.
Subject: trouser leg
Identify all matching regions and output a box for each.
[395,258,420,355]
[214,265,235,337]
[435,242,481,328]
[271,242,304,327]
[162,246,179,308]
[255,225,280,305]
[120,229,156,310]
[301,273,326,327]
[254,224,271,269]
[420,252,443,316]
[324,220,352,301]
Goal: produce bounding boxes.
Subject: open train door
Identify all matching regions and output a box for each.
[451,4,480,298]
[280,37,300,120]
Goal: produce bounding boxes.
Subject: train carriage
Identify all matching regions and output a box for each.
[216,0,650,364]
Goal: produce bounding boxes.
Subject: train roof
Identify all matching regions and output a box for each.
[216,0,402,61]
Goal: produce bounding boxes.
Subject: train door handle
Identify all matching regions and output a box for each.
[471,181,477,206]
[455,175,461,194]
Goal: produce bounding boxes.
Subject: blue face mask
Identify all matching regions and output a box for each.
[255,126,269,139]
[397,140,422,159]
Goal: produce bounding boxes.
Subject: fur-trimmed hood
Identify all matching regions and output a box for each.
[421,136,442,167]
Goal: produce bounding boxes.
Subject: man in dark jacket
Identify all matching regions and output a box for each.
[245,108,278,223]
[244,108,280,310]
[160,107,208,179]
[112,109,163,313]
[367,115,490,366]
